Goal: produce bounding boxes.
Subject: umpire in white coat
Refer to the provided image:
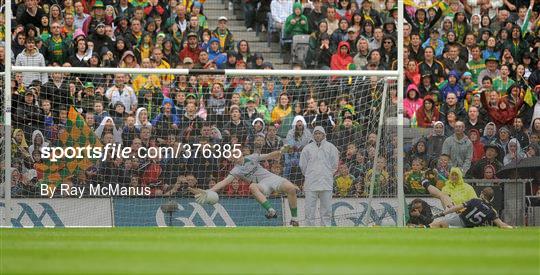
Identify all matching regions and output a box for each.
[299,126,340,226]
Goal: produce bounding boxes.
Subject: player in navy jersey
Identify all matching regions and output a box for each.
[421,180,513,228]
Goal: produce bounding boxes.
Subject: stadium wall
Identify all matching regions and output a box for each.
[283,198,444,227]
[113,197,283,227]
[0,198,113,227]
[1,197,443,227]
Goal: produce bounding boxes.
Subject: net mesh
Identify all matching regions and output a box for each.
[3,70,398,226]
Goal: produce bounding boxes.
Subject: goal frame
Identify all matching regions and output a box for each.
[2,0,405,227]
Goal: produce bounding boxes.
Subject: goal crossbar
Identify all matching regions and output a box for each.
[12,66,399,77]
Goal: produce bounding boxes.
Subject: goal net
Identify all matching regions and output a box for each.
[1,68,399,227]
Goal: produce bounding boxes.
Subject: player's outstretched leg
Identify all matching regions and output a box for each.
[279,180,300,226]
[249,183,277,219]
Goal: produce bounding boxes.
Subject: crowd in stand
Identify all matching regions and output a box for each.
[403,0,540,195]
[0,0,402,198]
[1,0,538,198]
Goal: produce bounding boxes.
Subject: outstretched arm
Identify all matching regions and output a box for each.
[437,204,465,217]
[259,147,288,161]
[493,218,513,229]
[210,175,235,192]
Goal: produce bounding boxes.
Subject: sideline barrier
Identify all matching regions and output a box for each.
[0,198,113,227]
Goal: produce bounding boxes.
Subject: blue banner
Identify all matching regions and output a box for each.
[113,197,283,226]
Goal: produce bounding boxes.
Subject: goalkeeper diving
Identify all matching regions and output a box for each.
[191,146,301,226]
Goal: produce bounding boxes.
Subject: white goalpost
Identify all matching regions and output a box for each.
[1,0,405,228]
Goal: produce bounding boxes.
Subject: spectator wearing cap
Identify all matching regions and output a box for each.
[77,82,102,112]
[16,89,42,140]
[83,0,107,36]
[179,32,202,63]
[250,53,264,69]
[359,0,382,27]
[440,70,466,102]
[15,37,48,86]
[88,22,114,56]
[476,57,500,89]
[212,16,234,53]
[422,28,444,59]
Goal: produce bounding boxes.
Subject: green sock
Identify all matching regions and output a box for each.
[261,201,272,211]
[291,208,298,218]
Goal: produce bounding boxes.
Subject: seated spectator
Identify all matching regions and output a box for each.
[468,129,485,163]
[404,84,423,120]
[503,138,526,165]
[405,158,426,194]
[441,167,477,206]
[284,2,309,38]
[440,70,466,102]
[467,142,502,179]
[416,95,440,128]
[330,41,352,70]
[426,121,446,159]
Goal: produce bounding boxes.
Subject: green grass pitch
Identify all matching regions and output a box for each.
[2,227,539,274]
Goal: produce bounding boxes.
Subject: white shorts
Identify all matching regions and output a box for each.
[258,175,286,196]
[444,213,465,228]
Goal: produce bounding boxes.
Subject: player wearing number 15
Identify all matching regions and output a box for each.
[195,146,301,226]
[423,182,513,229]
